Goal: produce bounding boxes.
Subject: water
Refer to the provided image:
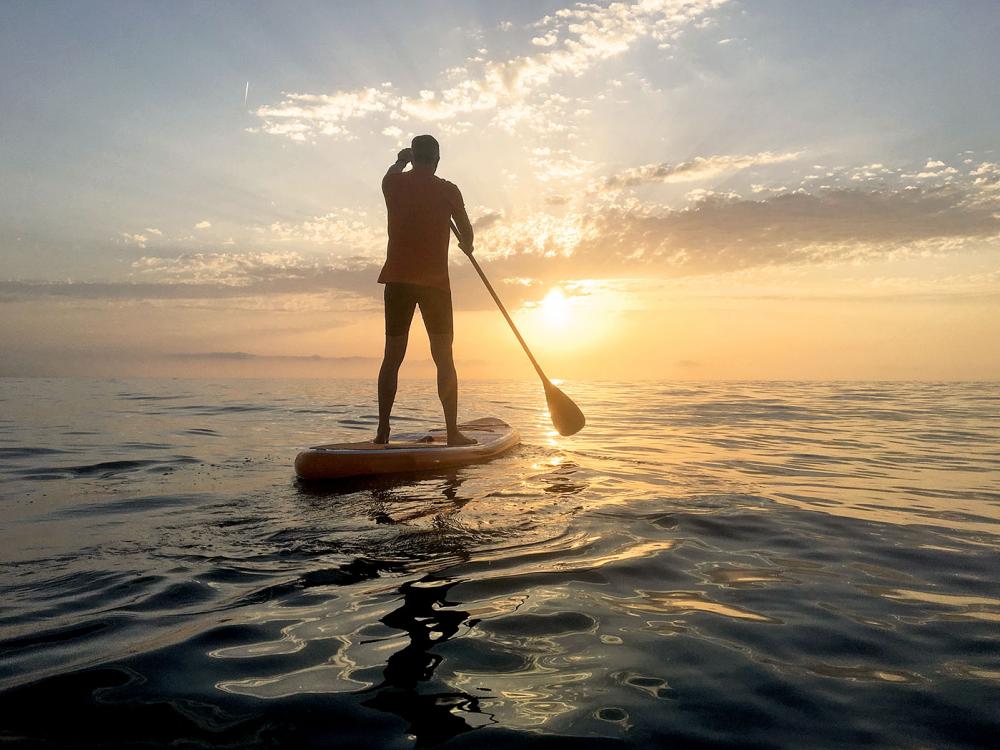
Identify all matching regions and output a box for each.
[1,378,997,748]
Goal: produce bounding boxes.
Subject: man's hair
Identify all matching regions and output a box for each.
[411,134,440,165]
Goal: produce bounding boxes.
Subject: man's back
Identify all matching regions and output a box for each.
[379,170,464,291]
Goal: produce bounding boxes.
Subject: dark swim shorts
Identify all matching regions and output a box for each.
[383,282,454,336]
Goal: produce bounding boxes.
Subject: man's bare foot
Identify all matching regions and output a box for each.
[447,431,477,447]
[374,426,390,445]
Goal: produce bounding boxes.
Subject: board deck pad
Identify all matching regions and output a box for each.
[295,417,519,480]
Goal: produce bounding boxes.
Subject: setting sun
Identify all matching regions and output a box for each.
[539,287,571,328]
[508,282,622,358]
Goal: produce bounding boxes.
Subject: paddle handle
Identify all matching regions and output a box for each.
[450,221,549,383]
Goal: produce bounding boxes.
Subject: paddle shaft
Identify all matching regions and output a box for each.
[450,221,549,383]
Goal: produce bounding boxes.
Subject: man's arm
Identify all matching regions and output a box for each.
[452,204,474,255]
[385,148,411,177]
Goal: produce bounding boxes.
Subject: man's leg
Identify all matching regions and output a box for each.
[428,333,475,446]
[376,334,408,444]
[376,283,416,444]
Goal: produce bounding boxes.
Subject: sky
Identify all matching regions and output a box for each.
[1,0,999,380]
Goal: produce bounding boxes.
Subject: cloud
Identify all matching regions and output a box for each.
[970,162,1000,190]
[469,174,1000,281]
[531,31,559,47]
[601,151,801,189]
[254,87,394,142]
[253,0,729,141]
[473,209,505,231]
[531,147,595,182]
[125,250,386,295]
[266,209,384,254]
[0,257,383,310]
[194,220,212,230]
[120,232,149,248]
[912,166,958,179]
[119,228,163,248]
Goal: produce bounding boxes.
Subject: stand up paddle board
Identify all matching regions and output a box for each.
[295,417,519,481]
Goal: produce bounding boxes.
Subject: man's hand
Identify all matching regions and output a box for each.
[458,238,474,255]
[385,148,412,176]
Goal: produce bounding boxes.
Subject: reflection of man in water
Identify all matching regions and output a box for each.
[376,135,477,447]
[362,578,491,745]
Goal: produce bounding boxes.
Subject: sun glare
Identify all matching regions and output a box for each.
[511,280,619,356]
[539,287,571,328]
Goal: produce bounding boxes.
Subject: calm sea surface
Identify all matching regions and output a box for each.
[1,378,998,748]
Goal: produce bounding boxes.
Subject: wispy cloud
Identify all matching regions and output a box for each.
[266,209,383,254]
[253,0,729,141]
[254,87,395,142]
[0,255,382,306]
[531,147,595,182]
[970,161,1000,190]
[131,251,314,287]
[601,151,801,189]
[120,232,149,248]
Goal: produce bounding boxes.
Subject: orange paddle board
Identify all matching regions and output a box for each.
[294,417,519,480]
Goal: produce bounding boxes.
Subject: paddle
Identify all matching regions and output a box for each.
[450,220,585,436]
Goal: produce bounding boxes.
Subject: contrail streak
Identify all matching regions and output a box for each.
[244,81,249,108]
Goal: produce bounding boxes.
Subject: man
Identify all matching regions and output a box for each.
[375,134,476,446]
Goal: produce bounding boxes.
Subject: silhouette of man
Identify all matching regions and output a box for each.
[376,135,476,446]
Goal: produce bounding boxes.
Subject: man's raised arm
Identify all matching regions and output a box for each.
[385,148,412,178]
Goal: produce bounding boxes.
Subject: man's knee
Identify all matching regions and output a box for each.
[382,334,408,365]
[428,334,455,366]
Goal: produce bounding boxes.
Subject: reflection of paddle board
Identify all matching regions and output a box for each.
[294,417,519,481]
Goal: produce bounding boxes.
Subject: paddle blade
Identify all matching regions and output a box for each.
[543,380,586,436]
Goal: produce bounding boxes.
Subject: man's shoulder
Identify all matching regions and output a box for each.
[433,176,462,195]
[383,171,461,198]
[383,171,451,185]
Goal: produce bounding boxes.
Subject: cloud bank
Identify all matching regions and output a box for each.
[7,171,999,309]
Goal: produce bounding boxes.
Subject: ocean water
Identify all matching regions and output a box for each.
[1,378,997,749]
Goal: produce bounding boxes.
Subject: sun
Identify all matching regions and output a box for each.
[513,281,617,355]
[539,287,571,328]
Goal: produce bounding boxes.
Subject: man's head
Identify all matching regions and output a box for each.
[411,134,440,168]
